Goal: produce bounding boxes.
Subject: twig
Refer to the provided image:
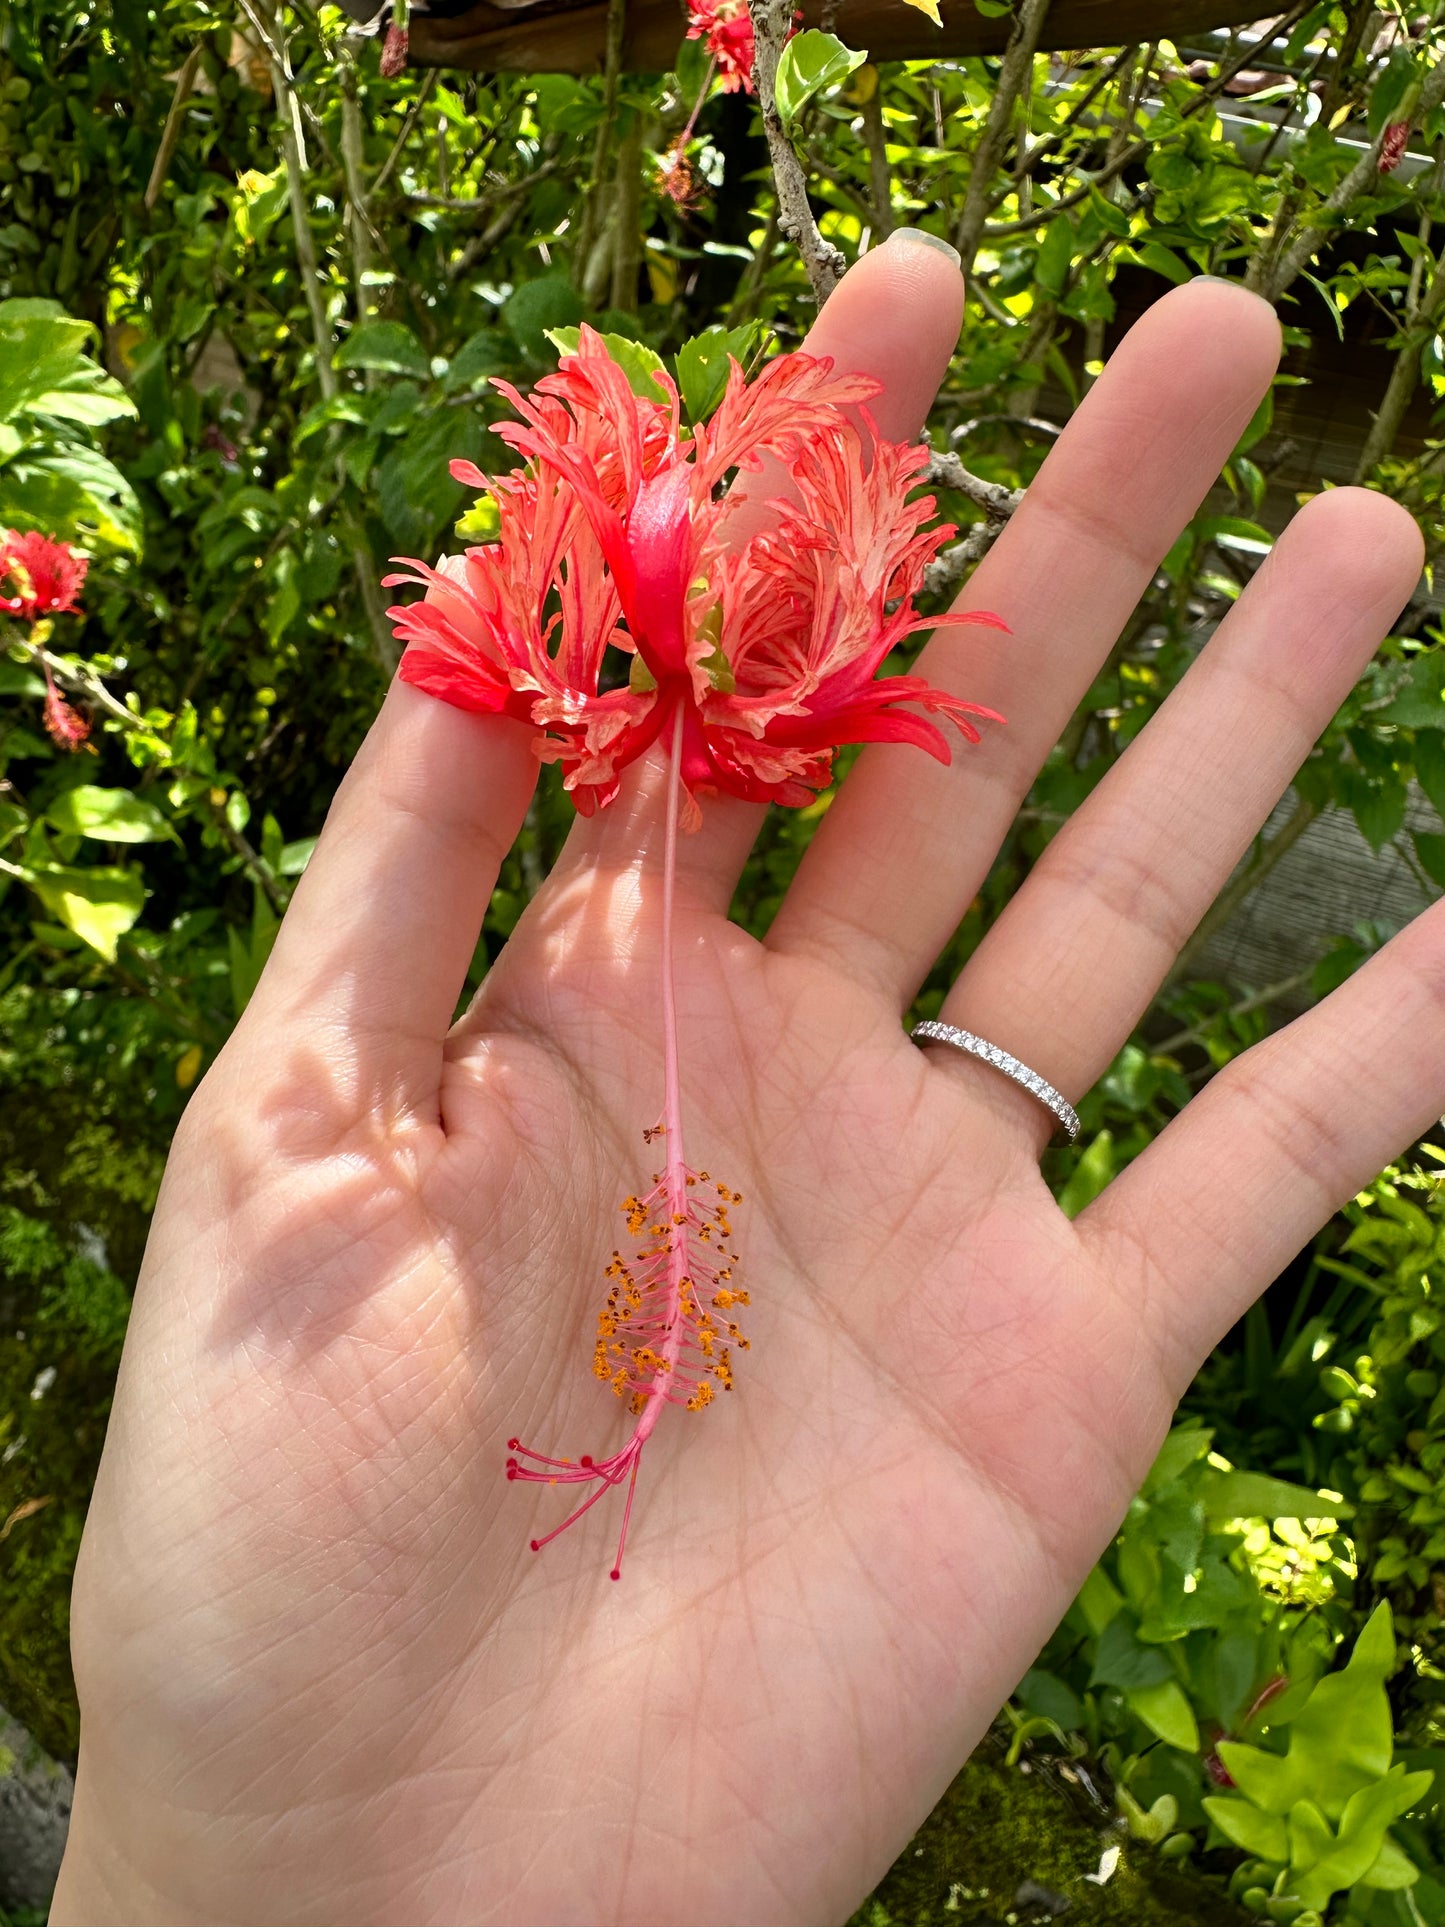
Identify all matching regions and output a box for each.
[407,165,559,212]
[861,80,893,239]
[1000,45,1137,198]
[145,43,204,211]
[952,0,1054,274]
[920,454,1025,599]
[371,68,438,199]
[1355,226,1445,479]
[338,52,374,317]
[748,0,845,304]
[925,450,1025,520]
[921,522,1002,600]
[1155,970,1312,1056]
[574,0,628,289]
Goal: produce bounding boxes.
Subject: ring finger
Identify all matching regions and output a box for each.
[924,483,1424,1150]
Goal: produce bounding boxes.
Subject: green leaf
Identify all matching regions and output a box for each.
[278,836,318,877]
[1369,45,1416,140]
[1203,1470,1346,1523]
[1380,653,1445,728]
[1289,1773,1434,1911]
[1217,1604,1398,1822]
[1359,1835,1421,1891]
[1413,829,1445,889]
[1143,1421,1212,1496]
[444,327,513,391]
[1351,777,1408,853]
[376,408,486,554]
[1057,1127,1114,1218]
[1204,1794,1289,1863]
[1076,1563,1124,1635]
[1126,1678,1200,1752]
[0,311,93,421]
[1132,241,1192,285]
[1035,215,1075,299]
[1414,730,1445,820]
[44,786,174,844]
[502,272,584,363]
[546,329,668,399]
[775,30,867,131]
[1090,1612,1174,1691]
[1015,1667,1083,1732]
[333,322,431,379]
[27,862,144,960]
[0,442,142,552]
[676,323,768,422]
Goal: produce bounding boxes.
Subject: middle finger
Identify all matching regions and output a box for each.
[765,278,1282,1001]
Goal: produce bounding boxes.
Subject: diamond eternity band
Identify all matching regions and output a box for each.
[910,1020,1081,1144]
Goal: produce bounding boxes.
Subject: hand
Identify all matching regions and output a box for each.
[53,247,1430,1927]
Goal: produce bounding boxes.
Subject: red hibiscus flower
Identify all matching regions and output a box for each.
[386,328,1003,827]
[0,530,88,623]
[685,0,757,94]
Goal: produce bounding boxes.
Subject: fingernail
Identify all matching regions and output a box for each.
[886,226,962,267]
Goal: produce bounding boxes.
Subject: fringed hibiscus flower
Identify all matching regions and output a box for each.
[387,331,1000,825]
[685,0,756,93]
[0,529,87,622]
[385,330,1003,1578]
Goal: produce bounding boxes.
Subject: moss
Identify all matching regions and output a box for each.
[852,1743,1249,1927]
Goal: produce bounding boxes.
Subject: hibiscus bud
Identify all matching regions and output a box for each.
[380,22,408,77]
[1380,121,1409,173]
[43,687,91,752]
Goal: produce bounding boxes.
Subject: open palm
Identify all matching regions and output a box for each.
[56,251,1439,1927]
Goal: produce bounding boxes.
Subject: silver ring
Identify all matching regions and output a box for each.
[911,1020,1080,1144]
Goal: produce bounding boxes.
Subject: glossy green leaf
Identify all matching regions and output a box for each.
[333,322,431,379]
[44,786,174,844]
[1217,1605,1398,1822]
[676,323,768,422]
[1203,1470,1345,1524]
[1205,1795,1289,1863]
[27,862,145,960]
[775,30,867,131]
[1125,1677,1200,1752]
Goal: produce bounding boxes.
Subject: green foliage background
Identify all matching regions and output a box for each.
[6,1,1445,1918]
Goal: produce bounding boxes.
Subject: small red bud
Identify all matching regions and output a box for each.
[1380,121,1409,173]
[380,22,408,77]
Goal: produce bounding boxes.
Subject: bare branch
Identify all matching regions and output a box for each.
[952,0,1054,274]
[145,43,204,211]
[748,0,845,304]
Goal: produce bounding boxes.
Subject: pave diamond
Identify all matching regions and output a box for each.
[910,1021,1080,1144]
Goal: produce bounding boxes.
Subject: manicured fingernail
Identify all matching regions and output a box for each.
[887,226,962,267]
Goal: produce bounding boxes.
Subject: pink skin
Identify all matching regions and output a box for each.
[505,705,745,1577]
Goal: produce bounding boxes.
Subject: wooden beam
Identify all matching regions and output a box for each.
[402,0,1273,74]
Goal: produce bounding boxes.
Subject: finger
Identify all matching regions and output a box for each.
[921,487,1424,1152]
[241,677,538,1112]
[552,229,969,913]
[766,279,1284,999]
[1081,892,1445,1397]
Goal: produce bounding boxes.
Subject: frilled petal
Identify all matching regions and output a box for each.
[385,332,1004,819]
